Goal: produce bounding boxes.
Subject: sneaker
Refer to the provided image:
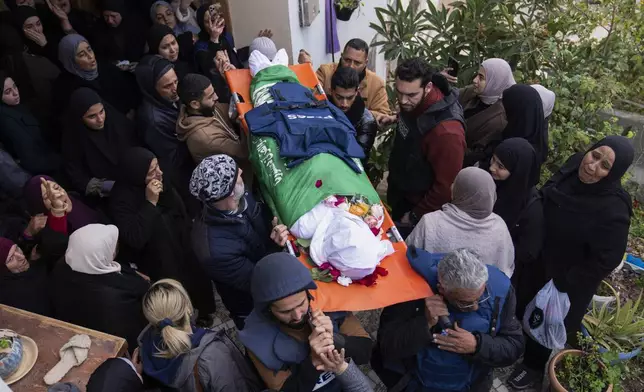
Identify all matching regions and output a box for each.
[508,365,539,390]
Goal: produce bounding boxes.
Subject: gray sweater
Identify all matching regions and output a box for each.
[337,361,374,392]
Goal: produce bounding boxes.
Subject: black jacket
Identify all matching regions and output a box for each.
[0,104,61,175]
[376,287,524,391]
[192,192,277,319]
[342,95,377,165]
[52,261,149,350]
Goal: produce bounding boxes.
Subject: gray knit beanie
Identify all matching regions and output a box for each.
[249,37,278,61]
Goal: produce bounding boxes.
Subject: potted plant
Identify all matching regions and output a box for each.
[583,289,644,361]
[549,333,618,392]
[592,280,617,309]
[334,0,362,21]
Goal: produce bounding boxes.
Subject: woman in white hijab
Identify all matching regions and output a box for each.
[406,167,515,277]
[460,58,516,166]
[52,224,149,350]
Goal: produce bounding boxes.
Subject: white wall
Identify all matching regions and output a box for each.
[228,0,293,61]
[287,0,388,79]
[229,0,389,79]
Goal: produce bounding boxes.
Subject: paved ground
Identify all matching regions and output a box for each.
[207,293,544,391]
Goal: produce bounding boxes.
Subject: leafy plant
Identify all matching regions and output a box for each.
[596,280,616,297]
[368,0,643,183]
[334,0,363,11]
[310,267,334,283]
[583,288,644,352]
[556,333,621,392]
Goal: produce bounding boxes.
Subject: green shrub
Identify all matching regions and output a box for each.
[369,0,643,183]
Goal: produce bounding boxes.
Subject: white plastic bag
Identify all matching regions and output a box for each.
[522,280,571,349]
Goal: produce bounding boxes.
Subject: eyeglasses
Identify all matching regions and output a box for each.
[451,288,490,310]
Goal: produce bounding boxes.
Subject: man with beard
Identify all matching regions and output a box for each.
[136,55,196,211]
[190,154,288,329]
[329,67,378,168]
[176,73,251,178]
[299,38,391,122]
[240,252,373,392]
[387,57,466,234]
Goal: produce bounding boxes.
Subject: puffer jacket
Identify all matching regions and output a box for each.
[191,192,276,292]
[176,103,249,164]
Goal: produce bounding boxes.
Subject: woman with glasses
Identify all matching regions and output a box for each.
[373,247,524,392]
[406,166,515,278]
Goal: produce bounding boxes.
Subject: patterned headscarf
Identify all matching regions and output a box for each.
[190,155,238,203]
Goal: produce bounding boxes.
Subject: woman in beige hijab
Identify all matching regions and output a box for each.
[407,167,515,277]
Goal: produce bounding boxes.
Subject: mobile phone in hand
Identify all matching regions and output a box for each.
[447,56,459,77]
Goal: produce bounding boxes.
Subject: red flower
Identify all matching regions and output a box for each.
[315,180,323,188]
[329,269,341,278]
[375,266,389,276]
[320,262,332,270]
[357,273,378,287]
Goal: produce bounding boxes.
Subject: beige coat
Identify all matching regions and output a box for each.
[316,63,391,117]
[176,103,248,164]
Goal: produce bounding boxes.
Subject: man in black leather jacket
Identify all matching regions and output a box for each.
[329,67,378,168]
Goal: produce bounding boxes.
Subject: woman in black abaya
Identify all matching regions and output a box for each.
[63,87,139,200]
[501,84,548,167]
[509,135,635,389]
[108,147,216,324]
[94,0,148,64]
[488,138,544,290]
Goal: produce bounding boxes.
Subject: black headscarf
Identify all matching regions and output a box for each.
[87,358,144,392]
[543,135,635,215]
[0,23,25,54]
[100,0,127,15]
[12,5,38,33]
[95,0,147,62]
[118,147,155,187]
[502,84,548,166]
[146,24,193,80]
[492,138,539,228]
[147,23,174,56]
[135,54,176,108]
[67,87,134,165]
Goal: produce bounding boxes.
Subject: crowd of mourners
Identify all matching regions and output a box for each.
[0,0,637,391]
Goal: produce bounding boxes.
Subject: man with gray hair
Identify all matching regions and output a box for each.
[373,246,524,392]
[189,154,289,329]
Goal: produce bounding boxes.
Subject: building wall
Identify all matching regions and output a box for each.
[287,0,388,79]
[228,0,293,61]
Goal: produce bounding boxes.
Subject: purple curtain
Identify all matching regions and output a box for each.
[325,0,340,54]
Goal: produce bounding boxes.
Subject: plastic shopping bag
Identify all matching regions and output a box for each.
[522,280,571,349]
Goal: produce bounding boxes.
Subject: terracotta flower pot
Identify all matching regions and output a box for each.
[548,349,613,392]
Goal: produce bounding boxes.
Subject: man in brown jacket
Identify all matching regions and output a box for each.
[299,38,391,121]
[176,73,251,178]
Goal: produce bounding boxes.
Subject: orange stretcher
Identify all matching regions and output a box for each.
[225,64,432,312]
